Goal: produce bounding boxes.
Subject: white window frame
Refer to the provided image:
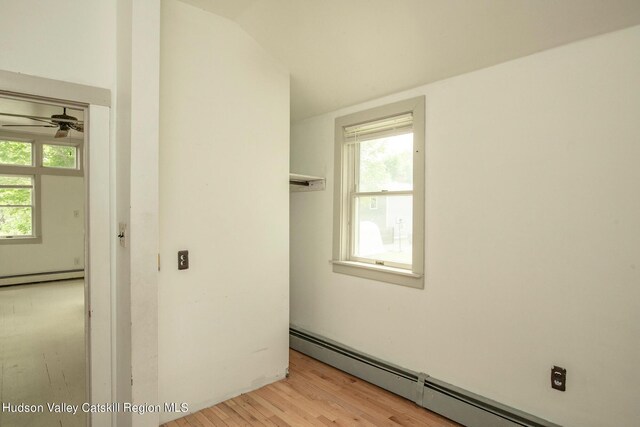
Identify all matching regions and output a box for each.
[332,96,425,288]
[42,140,82,170]
[0,131,83,245]
[0,172,39,241]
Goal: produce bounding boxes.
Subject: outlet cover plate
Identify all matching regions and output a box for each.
[178,250,189,270]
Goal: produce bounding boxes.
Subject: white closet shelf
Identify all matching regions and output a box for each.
[289,173,325,192]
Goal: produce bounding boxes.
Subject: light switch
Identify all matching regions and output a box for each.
[551,366,566,391]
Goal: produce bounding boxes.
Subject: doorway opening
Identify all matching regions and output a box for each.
[0,95,88,427]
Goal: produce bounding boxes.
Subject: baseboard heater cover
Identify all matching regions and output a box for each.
[0,269,84,287]
[289,327,560,427]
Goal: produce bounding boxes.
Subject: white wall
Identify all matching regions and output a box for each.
[0,0,115,90]
[158,0,290,423]
[0,175,84,277]
[290,25,640,427]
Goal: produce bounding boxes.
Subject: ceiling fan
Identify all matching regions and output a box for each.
[0,107,84,138]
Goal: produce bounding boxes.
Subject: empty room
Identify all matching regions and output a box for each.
[0,1,639,427]
[0,97,87,427]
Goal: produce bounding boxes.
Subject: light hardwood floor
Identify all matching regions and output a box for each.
[164,349,459,427]
[0,280,86,427]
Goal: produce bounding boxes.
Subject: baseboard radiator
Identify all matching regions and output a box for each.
[0,269,84,287]
[290,327,560,427]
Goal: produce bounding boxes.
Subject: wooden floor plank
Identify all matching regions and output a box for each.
[239,395,278,420]
[209,406,232,421]
[229,396,279,426]
[289,351,457,426]
[183,412,210,427]
[163,350,459,427]
[284,373,389,427]
[254,387,325,427]
[225,399,268,426]
[199,409,229,427]
[288,365,436,426]
[217,403,252,426]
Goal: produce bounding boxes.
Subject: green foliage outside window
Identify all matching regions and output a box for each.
[0,188,31,205]
[0,176,33,237]
[358,133,413,192]
[0,175,31,186]
[43,144,77,168]
[0,207,32,236]
[0,140,32,166]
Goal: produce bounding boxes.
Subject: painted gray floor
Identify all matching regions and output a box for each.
[0,280,86,427]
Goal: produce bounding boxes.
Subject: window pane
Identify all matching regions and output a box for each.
[43,144,77,168]
[0,140,32,166]
[0,188,32,206]
[353,195,412,265]
[358,133,412,192]
[0,206,33,236]
[0,175,32,186]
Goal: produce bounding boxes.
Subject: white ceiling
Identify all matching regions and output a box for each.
[180,0,640,121]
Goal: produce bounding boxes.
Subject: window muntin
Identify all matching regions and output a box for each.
[0,174,34,237]
[0,139,33,166]
[43,143,78,169]
[333,96,425,288]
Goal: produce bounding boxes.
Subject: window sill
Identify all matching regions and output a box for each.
[0,236,42,245]
[331,260,424,289]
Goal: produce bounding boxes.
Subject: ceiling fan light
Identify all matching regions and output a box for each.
[55,129,69,138]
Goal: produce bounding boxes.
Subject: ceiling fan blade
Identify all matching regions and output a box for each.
[55,129,69,138]
[70,123,84,133]
[0,112,82,124]
[0,112,58,123]
[2,124,57,127]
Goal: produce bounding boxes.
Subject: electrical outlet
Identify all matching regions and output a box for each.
[178,250,189,270]
[551,366,566,391]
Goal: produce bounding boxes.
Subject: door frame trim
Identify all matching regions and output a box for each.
[1,69,113,427]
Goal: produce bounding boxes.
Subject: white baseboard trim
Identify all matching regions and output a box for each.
[0,269,85,287]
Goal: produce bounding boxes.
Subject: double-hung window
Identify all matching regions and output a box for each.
[0,174,35,238]
[333,96,425,288]
[0,136,82,243]
[0,138,38,241]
